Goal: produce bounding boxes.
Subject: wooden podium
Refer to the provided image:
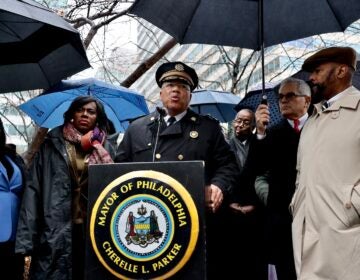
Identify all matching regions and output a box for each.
[85,161,206,279]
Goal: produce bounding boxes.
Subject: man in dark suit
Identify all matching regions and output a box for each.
[219,108,267,280]
[115,61,239,279]
[247,77,311,280]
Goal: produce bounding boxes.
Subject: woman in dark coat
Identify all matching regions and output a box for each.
[15,96,115,280]
[0,118,26,280]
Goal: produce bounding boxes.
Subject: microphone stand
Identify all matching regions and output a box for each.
[152,107,166,162]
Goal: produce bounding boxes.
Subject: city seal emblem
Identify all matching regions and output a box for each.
[90,170,199,279]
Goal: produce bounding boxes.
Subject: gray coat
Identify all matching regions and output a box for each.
[15,126,115,280]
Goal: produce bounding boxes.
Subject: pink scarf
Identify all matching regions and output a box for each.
[63,123,113,164]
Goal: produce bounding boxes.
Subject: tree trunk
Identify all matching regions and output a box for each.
[23,127,48,167]
[121,37,177,88]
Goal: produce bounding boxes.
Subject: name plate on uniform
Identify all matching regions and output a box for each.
[86,161,206,280]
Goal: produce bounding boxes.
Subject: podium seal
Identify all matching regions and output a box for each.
[90,170,199,279]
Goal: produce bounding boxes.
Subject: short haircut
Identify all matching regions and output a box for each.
[279,77,311,97]
[236,108,256,127]
[63,96,108,132]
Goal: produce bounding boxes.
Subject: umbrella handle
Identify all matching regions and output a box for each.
[261,95,269,125]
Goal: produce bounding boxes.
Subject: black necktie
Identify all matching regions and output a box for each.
[322,101,329,111]
[167,116,176,126]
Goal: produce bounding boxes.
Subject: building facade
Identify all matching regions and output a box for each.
[128,20,360,105]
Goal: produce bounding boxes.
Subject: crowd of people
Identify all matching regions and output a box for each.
[0,46,359,280]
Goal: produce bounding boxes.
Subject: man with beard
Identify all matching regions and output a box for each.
[291,46,360,280]
[245,77,311,280]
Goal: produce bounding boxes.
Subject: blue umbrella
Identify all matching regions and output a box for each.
[234,87,283,128]
[190,89,241,123]
[19,78,149,132]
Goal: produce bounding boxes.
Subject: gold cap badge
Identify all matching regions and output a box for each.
[175,63,185,71]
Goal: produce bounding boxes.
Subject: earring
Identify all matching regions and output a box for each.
[70,119,74,123]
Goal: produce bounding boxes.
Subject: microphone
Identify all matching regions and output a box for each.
[152,107,166,162]
[156,106,166,117]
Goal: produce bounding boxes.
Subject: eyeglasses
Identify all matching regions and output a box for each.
[278,92,307,101]
[232,119,251,126]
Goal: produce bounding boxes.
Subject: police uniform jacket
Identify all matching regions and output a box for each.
[115,109,238,195]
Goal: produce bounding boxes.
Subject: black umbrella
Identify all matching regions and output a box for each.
[129,0,360,94]
[235,87,283,128]
[0,0,91,93]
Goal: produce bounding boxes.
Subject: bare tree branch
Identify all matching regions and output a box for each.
[121,38,177,88]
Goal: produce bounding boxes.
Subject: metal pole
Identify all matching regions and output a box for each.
[259,0,265,96]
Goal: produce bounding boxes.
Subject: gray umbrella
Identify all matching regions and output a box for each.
[129,0,360,93]
[0,0,90,93]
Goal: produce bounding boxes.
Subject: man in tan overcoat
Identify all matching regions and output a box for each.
[291,46,360,280]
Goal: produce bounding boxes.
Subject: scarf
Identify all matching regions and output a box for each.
[63,123,113,164]
[231,136,250,174]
